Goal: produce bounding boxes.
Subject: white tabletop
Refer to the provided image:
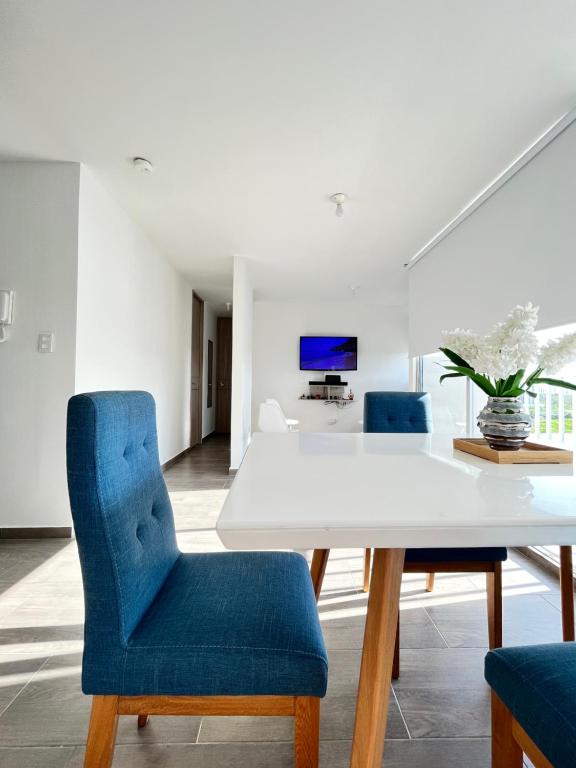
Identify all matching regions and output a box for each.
[217,432,576,550]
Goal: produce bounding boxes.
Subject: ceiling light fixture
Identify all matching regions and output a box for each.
[330,193,348,217]
[225,302,232,312]
[133,157,154,173]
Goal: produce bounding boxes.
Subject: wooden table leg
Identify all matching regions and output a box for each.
[350,548,405,768]
[560,546,575,642]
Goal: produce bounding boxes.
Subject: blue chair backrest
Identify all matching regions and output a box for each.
[66,391,179,649]
[364,391,432,433]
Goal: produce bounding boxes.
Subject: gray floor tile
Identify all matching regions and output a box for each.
[322,737,491,768]
[0,653,89,747]
[68,741,295,767]
[199,694,408,743]
[0,653,49,715]
[392,648,487,689]
[395,687,491,738]
[0,746,76,768]
[0,652,202,747]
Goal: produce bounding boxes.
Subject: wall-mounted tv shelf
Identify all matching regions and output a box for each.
[308,381,348,387]
[303,381,354,405]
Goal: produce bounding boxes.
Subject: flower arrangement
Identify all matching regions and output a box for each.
[440,303,576,397]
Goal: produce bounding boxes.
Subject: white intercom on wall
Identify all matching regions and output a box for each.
[0,290,15,343]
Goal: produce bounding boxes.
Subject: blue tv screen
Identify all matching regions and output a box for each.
[300,336,357,371]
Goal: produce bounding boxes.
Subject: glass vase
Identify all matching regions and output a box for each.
[477,396,532,451]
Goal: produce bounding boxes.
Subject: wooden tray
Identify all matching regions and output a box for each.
[453,438,573,464]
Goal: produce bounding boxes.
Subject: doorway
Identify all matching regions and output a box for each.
[215,316,232,433]
[190,292,204,448]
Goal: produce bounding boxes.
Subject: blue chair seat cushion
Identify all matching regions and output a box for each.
[485,643,576,768]
[405,547,507,564]
[82,551,328,698]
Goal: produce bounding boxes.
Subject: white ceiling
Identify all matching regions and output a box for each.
[1,1,575,304]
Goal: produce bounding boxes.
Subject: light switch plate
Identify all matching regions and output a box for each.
[38,333,55,353]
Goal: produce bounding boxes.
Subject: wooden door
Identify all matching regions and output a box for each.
[215,317,232,433]
[190,292,204,447]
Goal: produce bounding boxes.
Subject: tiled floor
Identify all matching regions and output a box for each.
[0,434,567,766]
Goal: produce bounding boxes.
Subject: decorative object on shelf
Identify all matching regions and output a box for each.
[308,379,348,402]
[440,303,576,451]
[454,438,573,464]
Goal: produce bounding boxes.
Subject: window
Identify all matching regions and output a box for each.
[419,352,468,435]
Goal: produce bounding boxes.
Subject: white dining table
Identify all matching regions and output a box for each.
[216,431,576,768]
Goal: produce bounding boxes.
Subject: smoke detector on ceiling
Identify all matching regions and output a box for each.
[132,157,154,173]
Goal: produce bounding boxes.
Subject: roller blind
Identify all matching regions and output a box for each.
[408,120,576,357]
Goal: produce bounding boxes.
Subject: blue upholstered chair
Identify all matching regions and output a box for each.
[363,391,433,434]
[67,391,327,768]
[485,643,576,767]
[361,392,506,679]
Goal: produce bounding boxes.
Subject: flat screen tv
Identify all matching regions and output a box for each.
[300,336,357,371]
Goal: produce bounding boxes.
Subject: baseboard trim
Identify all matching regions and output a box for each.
[162,447,192,472]
[0,527,72,539]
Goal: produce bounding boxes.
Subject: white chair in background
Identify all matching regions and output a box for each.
[265,398,300,430]
[258,402,290,433]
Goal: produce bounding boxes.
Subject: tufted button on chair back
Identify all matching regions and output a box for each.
[67,391,179,650]
[364,391,432,434]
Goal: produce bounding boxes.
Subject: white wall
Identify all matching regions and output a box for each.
[409,119,576,356]
[76,167,192,464]
[202,302,218,438]
[252,301,409,432]
[230,256,254,469]
[0,162,80,528]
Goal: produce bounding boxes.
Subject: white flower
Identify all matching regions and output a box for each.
[485,303,540,372]
[442,303,540,380]
[441,329,481,366]
[539,332,576,374]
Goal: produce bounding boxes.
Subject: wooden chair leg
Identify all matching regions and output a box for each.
[137,715,149,728]
[425,572,435,592]
[84,695,119,768]
[560,546,575,641]
[392,614,400,680]
[363,549,372,592]
[491,692,523,767]
[310,549,330,601]
[487,562,503,650]
[294,696,320,768]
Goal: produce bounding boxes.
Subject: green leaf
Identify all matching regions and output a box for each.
[497,369,526,397]
[532,377,576,392]
[500,387,525,397]
[523,367,543,389]
[469,373,498,396]
[440,372,464,384]
[526,390,537,398]
[511,369,525,389]
[443,364,475,374]
[442,365,497,396]
[439,347,474,370]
